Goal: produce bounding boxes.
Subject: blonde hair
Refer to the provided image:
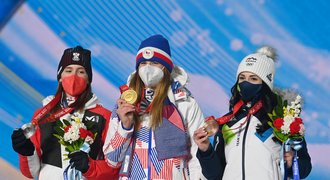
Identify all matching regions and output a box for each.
[129,68,171,129]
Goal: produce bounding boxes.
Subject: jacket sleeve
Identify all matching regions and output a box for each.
[19,109,43,179]
[83,158,119,180]
[287,138,312,179]
[196,131,226,180]
[83,107,120,180]
[103,108,134,168]
[177,97,205,180]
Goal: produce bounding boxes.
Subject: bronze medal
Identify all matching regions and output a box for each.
[203,116,219,137]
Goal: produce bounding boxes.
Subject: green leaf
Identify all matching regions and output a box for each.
[63,119,71,126]
[283,100,288,107]
[85,120,94,129]
[54,126,64,136]
[274,131,289,142]
[58,140,66,146]
[53,134,63,140]
[267,121,274,128]
[66,146,75,152]
[56,120,63,127]
[268,109,276,120]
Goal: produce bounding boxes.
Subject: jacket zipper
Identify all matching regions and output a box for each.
[241,115,252,180]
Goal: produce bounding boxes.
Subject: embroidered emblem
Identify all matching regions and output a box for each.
[85,116,99,122]
[174,89,187,101]
[142,49,154,59]
[246,57,257,62]
[72,52,80,61]
[245,57,257,66]
[266,73,273,82]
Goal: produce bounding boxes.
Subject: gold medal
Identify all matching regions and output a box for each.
[121,89,137,105]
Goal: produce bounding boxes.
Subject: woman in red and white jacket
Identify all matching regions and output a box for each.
[11,46,119,180]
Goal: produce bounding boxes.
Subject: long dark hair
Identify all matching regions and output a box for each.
[229,81,278,133]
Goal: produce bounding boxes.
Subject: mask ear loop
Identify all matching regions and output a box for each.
[237,83,241,92]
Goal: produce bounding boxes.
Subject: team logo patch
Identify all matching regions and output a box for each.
[245,57,257,66]
[85,115,99,123]
[72,52,80,61]
[142,49,154,59]
[266,73,273,82]
[246,57,257,62]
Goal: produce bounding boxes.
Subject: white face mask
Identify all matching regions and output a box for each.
[138,65,164,87]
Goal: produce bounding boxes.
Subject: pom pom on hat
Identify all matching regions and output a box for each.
[136,35,173,72]
[236,46,277,90]
[57,46,93,83]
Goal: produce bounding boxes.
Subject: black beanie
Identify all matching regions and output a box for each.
[57,46,92,83]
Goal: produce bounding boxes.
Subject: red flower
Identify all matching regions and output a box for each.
[79,128,93,139]
[290,120,301,135]
[64,125,72,132]
[273,118,284,130]
[295,117,303,124]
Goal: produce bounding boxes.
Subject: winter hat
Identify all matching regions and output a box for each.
[57,46,93,83]
[236,46,277,90]
[136,34,173,72]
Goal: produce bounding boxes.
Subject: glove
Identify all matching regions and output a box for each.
[68,150,89,173]
[11,128,35,156]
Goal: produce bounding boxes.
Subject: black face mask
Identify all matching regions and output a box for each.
[238,81,263,102]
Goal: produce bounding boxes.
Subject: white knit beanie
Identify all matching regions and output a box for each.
[236,46,277,90]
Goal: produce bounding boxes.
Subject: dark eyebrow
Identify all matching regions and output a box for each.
[250,75,259,78]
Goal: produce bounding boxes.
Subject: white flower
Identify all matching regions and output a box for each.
[290,101,295,107]
[299,124,305,136]
[63,119,87,143]
[64,126,80,143]
[281,116,294,134]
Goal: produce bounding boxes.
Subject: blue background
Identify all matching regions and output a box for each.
[0,0,329,179]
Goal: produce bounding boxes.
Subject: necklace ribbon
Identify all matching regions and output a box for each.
[31,94,75,125]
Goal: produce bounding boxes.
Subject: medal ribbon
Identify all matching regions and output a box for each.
[213,100,262,132]
[136,88,153,115]
[119,84,129,94]
[281,138,303,180]
[31,94,75,125]
[292,151,300,180]
[215,100,244,125]
[63,142,91,180]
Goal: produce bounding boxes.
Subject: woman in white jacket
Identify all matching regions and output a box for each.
[103,35,205,180]
[193,46,312,180]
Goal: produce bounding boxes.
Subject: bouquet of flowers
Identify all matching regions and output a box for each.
[268,91,305,142]
[53,115,97,159]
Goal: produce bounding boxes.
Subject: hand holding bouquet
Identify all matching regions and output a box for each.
[268,90,305,180]
[268,93,305,142]
[53,115,97,179]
